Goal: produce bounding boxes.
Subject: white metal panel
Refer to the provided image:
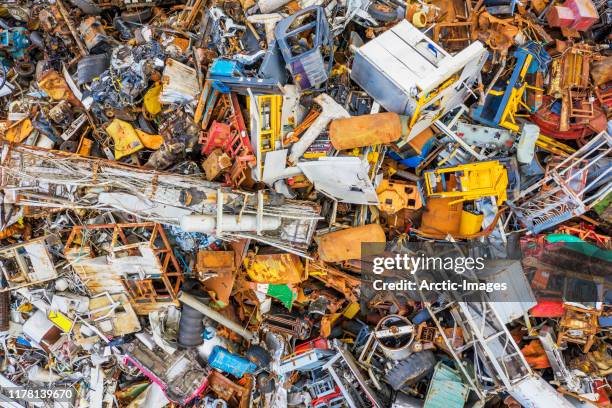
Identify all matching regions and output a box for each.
[359,41,419,91]
[509,375,574,408]
[25,241,57,281]
[389,20,441,51]
[376,31,434,78]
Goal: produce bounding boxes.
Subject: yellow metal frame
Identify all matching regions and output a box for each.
[252,95,282,154]
[536,134,576,157]
[424,161,508,205]
[491,53,575,158]
[248,95,282,177]
[410,76,458,128]
[346,145,383,178]
[497,53,533,132]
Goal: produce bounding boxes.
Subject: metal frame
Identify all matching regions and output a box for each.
[0,236,58,289]
[64,223,183,310]
[510,131,612,233]
[322,345,384,408]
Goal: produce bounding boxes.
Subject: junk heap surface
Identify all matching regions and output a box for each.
[0,0,611,407]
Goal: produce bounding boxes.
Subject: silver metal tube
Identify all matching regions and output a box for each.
[178,291,257,343]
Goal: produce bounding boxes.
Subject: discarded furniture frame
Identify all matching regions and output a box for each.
[64,223,183,314]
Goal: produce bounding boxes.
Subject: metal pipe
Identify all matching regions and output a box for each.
[180,214,281,233]
[178,291,257,343]
[0,282,8,333]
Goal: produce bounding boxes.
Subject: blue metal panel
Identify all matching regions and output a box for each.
[208,346,257,378]
[423,362,469,408]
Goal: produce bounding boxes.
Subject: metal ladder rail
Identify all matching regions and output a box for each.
[454,299,532,389]
[423,298,487,401]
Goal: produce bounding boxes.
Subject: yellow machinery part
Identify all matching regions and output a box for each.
[77,137,93,156]
[48,310,73,332]
[248,94,282,179]
[4,118,33,143]
[106,119,163,159]
[424,160,508,205]
[244,253,306,284]
[136,129,163,150]
[376,179,422,214]
[459,210,484,235]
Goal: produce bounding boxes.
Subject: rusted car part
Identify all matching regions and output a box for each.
[317,224,386,263]
[307,260,361,304]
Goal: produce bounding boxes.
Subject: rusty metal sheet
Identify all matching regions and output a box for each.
[317,224,386,263]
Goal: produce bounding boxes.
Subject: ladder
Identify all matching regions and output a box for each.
[411,244,532,401]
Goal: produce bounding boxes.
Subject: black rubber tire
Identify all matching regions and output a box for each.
[77,54,110,85]
[246,345,272,369]
[181,304,204,317]
[385,350,436,391]
[178,304,204,348]
[368,3,400,22]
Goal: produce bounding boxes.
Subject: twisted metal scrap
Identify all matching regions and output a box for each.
[0,142,320,254]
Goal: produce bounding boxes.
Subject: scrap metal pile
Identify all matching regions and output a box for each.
[0,0,611,406]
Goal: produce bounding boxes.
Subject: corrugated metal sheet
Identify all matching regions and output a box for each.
[423,362,469,408]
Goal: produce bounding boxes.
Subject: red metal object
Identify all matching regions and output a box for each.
[310,388,343,408]
[547,0,599,31]
[565,0,599,30]
[201,121,232,155]
[199,93,256,169]
[593,379,611,406]
[530,300,564,318]
[596,84,612,108]
[548,6,575,28]
[530,96,605,140]
[520,235,565,258]
[294,338,331,355]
